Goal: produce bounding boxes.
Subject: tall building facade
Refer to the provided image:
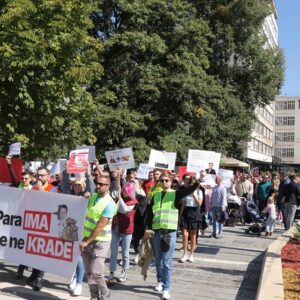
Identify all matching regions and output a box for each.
[274,96,300,168]
[245,1,278,167]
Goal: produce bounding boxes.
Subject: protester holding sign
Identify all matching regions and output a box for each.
[178,174,203,263]
[144,173,201,300]
[108,182,138,284]
[80,175,117,300]
[60,167,92,296]
[25,166,58,291]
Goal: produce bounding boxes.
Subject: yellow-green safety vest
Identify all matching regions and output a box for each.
[83,193,116,242]
[152,190,178,230]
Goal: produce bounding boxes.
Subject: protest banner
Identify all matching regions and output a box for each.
[0,186,86,279]
[217,169,234,188]
[187,149,221,173]
[50,159,67,175]
[0,157,23,183]
[8,142,21,156]
[76,145,96,163]
[202,174,216,187]
[67,149,89,174]
[148,149,177,170]
[251,167,260,177]
[105,148,135,171]
[136,164,154,180]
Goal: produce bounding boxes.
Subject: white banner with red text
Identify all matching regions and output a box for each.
[0,186,87,279]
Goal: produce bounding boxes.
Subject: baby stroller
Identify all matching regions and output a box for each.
[244,200,266,236]
[225,194,246,226]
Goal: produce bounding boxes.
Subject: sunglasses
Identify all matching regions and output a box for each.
[95,182,109,187]
[160,179,170,183]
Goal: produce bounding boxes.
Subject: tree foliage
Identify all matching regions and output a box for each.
[90,0,284,162]
[0,0,284,163]
[0,0,103,160]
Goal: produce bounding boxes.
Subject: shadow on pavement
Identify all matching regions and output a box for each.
[235,252,265,300]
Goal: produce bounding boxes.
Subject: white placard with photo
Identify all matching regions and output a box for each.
[187,149,221,173]
[105,148,135,171]
[76,145,96,163]
[8,142,21,156]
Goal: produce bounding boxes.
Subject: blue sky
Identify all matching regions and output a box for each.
[275,1,300,96]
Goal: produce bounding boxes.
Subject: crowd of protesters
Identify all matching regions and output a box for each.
[3,156,300,300]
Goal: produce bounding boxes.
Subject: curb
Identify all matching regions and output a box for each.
[255,221,299,300]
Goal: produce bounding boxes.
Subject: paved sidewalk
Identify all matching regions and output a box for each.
[0,224,285,300]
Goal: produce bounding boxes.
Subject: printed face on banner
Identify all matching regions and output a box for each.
[105,148,135,171]
[0,187,86,279]
[187,150,221,173]
[67,149,89,174]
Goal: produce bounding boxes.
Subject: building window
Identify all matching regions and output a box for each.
[275,132,294,142]
[275,148,294,158]
[275,116,295,126]
[275,100,295,110]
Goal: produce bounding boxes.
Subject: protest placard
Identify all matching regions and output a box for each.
[0,186,86,279]
[187,149,221,173]
[217,169,234,188]
[8,142,21,156]
[50,159,67,175]
[136,164,154,180]
[251,167,260,177]
[67,149,89,174]
[76,145,96,163]
[105,148,135,171]
[148,149,177,170]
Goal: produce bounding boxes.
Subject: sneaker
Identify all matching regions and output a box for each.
[117,269,127,283]
[162,290,171,299]
[179,255,188,263]
[73,284,82,296]
[188,255,194,263]
[215,234,222,239]
[106,272,115,286]
[68,277,77,291]
[154,282,164,292]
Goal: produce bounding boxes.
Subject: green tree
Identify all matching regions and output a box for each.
[90,0,284,162]
[0,0,103,160]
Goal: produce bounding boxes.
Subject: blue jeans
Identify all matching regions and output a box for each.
[211,207,223,236]
[76,255,85,284]
[110,226,132,272]
[152,230,177,291]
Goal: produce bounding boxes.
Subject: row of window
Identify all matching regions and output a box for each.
[257,106,273,124]
[251,139,272,156]
[275,116,295,126]
[274,148,294,158]
[275,132,294,142]
[255,122,272,139]
[275,99,300,111]
[275,100,295,110]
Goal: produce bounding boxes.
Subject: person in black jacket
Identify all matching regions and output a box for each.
[282,175,300,230]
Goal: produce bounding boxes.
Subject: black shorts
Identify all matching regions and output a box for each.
[180,207,200,230]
